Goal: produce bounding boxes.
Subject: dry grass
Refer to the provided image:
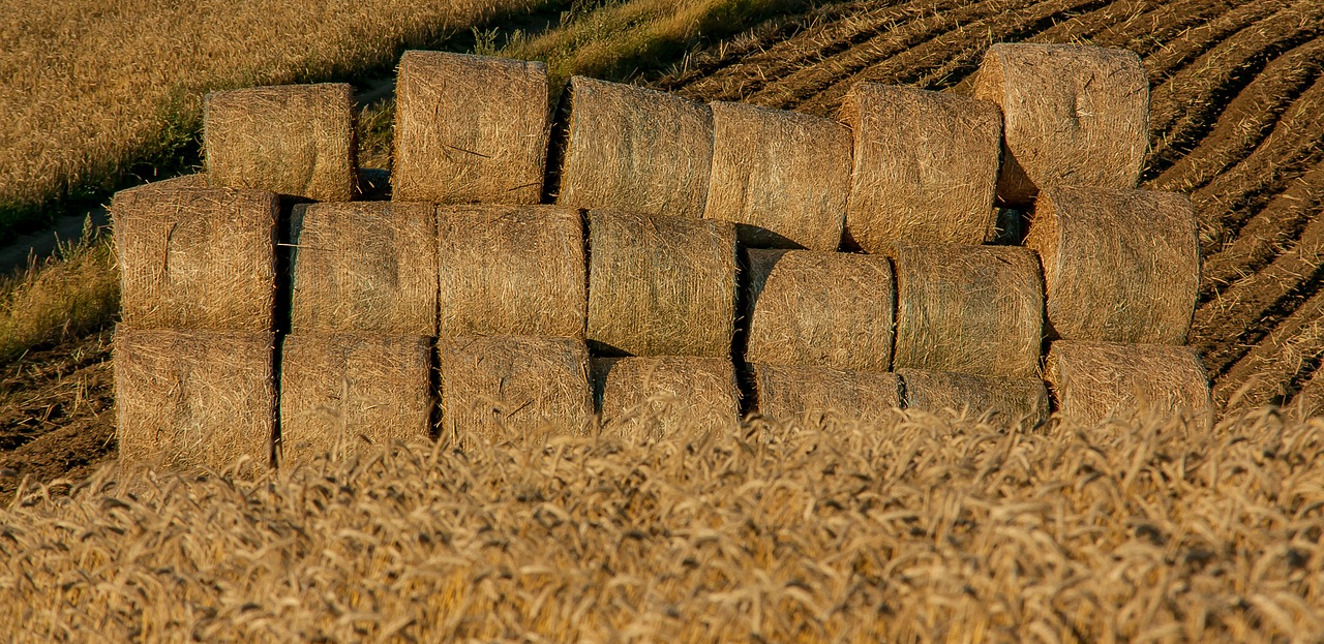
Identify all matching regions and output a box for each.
[0,230,119,363]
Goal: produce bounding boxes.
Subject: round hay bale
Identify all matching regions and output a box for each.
[593,356,740,439]
[394,51,550,204]
[841,83,1002,253]
[587,209,736,357]
[753,363,901,425]
[973,43,1148,205]
[553,76,713,218]
[893,244,1044,379]
[704,101,851,251]
[438,204,585,339]
[204,83,356,202]
[1026,186,1200,345]
[1046,340,1212,428]
[897,368,1049,429]
[744,249,895,373]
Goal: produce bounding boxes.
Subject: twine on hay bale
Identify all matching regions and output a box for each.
[587,209,737,357]
[204,83,356,202]
[552,76,713,218]
[744,249,895,373]
[1027,186,1200,345]
[704,101,851,251]
[897,368,1049,430]
[841,83,1002,253]
[112,185,277,332]
[438,204,585,339]
[593,356,740,439]
[973,43,1148,205]
[753,363,901,424]
[893,244,1044,379]
[393,51,550,204]
[1047,340,1213,428]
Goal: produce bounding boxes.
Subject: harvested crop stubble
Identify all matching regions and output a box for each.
[204,83,356,202]
[290,202,436,336]
[898,368,1049,429]
[973,43,1148,205]
[1047,340,1212,428]
[1027,186,1200,345]
[753,363,901,424]
[394,52,550,204]
[704,101,851,251]
[594,356,740,440]
[745,249,894,372]
[841,83,1001,252]
[554,76,713,218]
[893,244,1043,379]
[587,210,736,357]
[112,185,276,332]
[437,204,585,339]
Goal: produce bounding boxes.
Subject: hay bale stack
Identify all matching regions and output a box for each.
[745,249,895,373]
[753,363,901,424]
[394,52,550,204]
[554,76,713,218]
[1046,341,1212,427]
[841,84,1002,252]
[113,185,277,332]
[114,328,274,475]
[973,43,1148,205]
[898,368,1049,429]
[1026,186,1199,344]
[204,83,356,202]
[438,204,585,339]
[587,210,736,357]
[893,244,1043,378]
[594,356,740,439]
[704,101,851,250]
[290,202,436,336]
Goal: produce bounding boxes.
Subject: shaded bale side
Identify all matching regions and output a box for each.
[393,51,550,204]
[893,244,1044,379]
[204,83,356,202]
[594,356,740,440]
[112,185,277,332]
[1046,340,1213,428]
[973,43,1148,205]
[290,202,436,336]
[745,249,895,373]
[753,363,901,425]
[438,204,585,339]
[1027,186,1200,345]
[555,76,713,218]
[704,101,851,251]
[897,368,1049,430]
[841,83,1002,253]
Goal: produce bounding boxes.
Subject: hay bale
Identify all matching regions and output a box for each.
[897,368,1049,429]
[553,76,713,218]
[587,209,736,357]
[893,244,1043,378]
[134,173,209,192]
[840,83,1002,252]
[753,363,900,424]
[290,202,436,336]
[439,335,593,442]
[204,83,356,202]
[744,249,895,373]
[1026,186,1200,344]
[1046,340,1212,427]
[973,43,1148,205]
[594,356,740,439]
[438,204,585,339]
[112,185,277,332]
[704,101,851,251]
[393,51,550,204]
[279,334,432,465]
[114,328,274,475]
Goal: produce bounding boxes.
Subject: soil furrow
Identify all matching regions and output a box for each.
[1142,0,1291,85]
[1093,0,1252,56]
[1214,288,1324,411]
[1289,364,1324,420]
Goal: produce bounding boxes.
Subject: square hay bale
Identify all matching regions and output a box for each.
[290,202,437,336]
[593,356,740,440]
[753,363,901,425]
[394,51,550,204]
[279,334,432,465]
[112,185,277,332]
[204,83,356,202]
[897,368,1049,430]
[1046,341,1213,428]
[438,204,585,339]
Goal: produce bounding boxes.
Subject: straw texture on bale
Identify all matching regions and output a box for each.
[745,249,895,373]
[439,335,593,442]
[437,204,585,339]
[593,356,740,439]
[1027,186,1200,344]
[753,363,901,424]
[290,202,436,336]
[555,76,713,218]
[1047,340,1213,428]
[893,244,1044,378]
[841,84,1002,252]
[114,328,273,475]
[394,52,550,204]
[113,185,276,332]
[898,368,1049,429]
[204,83,356,202]
[587,210,736,357]
[133,173,209,192]
[974,43,1148,205]
[704,101,851,251]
